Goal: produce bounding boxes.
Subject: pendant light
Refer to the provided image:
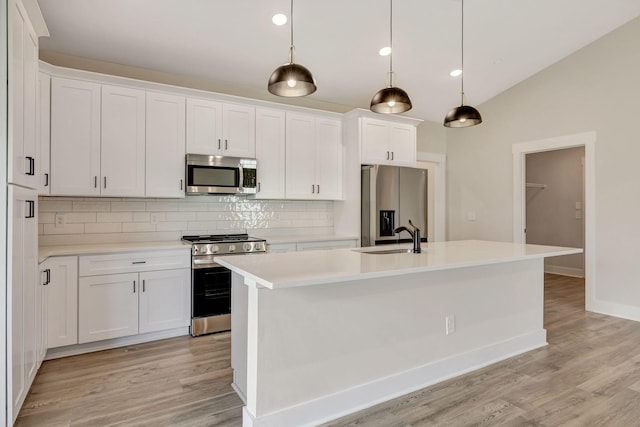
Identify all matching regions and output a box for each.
[443,0,482,128]
[370,0,412,114]
[268,0,317,97]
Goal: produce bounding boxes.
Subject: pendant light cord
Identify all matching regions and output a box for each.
[388,0,394,86]
[289,0,295,63]
[460,0,465,104]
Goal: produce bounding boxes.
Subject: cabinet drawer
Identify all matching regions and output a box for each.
[79,249,190,277]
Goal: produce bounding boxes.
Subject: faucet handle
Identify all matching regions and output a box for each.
[408,219,420,232]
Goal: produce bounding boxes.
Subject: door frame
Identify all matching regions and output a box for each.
[512,131,595,311]
[417,152,446,242]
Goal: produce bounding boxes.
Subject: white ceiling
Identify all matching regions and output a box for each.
[37,0,640,122]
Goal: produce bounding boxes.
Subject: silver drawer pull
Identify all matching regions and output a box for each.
[132,261,147,264]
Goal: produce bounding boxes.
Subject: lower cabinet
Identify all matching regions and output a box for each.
[267,239,358,253]
[42,256,78,349]
[79,268,190,344]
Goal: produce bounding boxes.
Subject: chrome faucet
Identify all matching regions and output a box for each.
[393,220,421,253]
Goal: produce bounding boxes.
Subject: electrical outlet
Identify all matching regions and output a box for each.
[446,315,456,335]
[55,213,66,228]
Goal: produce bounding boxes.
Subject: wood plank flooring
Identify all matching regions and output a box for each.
[16,274,640,426]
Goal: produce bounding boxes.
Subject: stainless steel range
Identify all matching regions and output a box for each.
[182,234,266,336]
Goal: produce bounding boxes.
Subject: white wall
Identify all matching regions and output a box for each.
[446,17,640,319]
[38,196,334,246]
[1,2,9,423]
[526,147,584,276]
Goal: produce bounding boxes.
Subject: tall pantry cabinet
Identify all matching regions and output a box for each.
[7,0,48,424]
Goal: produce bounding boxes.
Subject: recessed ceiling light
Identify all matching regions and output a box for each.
[379,47,391,56]
[450,69,462,77]
[272,13,287,26]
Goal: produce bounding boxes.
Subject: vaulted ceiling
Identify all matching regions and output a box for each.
[38,0,640,122]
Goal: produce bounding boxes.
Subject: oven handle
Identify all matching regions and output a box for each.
[192,258,223,269]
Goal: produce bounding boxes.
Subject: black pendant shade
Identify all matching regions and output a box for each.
[443,104,482,128]
[443,0,482,128]
[268,62,317,97]
[267,0,317,97]
[370,86,412,114]
[370,0,412,114]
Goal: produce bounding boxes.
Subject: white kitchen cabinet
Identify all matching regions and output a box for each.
[254,108,286,199]
[9,0,39,189]
[79,273,140,343]
[295,239,357,251]
[42,256,78,349]
[285,113,343,200]
[361,117,416,167]
[101,85,146,197]
[50,77,101,196]
[146,92,186,197]
[8,184,38,423]
[37,72,51,194]
[186,98,255,157]
[139,269,190,334]
[266,243,297,253]
[78,250,190,344]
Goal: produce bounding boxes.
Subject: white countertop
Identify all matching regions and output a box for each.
[215,240,583,289]
[39,241,191,263]
[258,234,359,245]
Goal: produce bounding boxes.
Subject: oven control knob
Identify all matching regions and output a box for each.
[193,247,198,254]
[229,244,236,252]
[211,245,219,254]
[243,243,252,252]
[255,242,264,251]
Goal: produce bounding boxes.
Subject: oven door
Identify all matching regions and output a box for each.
[192,264,231,319]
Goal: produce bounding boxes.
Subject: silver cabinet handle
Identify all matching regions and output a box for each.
[132,261,146,265]
[386,151,390,160]
[142,280,146,292]
[44,173,49,187]
[317,185,320,194]
[312,185,315,194]
[180,179,183,190]
[94,176,98,188]
[133,280,136,293]
[25,200,35,218]
[104,176,107,188]
[25,156,35,175]
[257,182,261,193]
[391,152,394,160]
[218,139,221,150]
[225,139,228,150]
[43,269,51,286]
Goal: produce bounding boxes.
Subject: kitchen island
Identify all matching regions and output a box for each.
[215,240,582,427]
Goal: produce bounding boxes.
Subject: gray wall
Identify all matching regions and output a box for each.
[446,16,640,319]
[526,147,584,276]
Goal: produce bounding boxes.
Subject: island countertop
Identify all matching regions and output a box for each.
[214,239,582,289]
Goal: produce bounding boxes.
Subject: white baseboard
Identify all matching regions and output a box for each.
[544,264,584,278]
[44,327,189,360]
[242,330,547,427]
[588,299,640,323]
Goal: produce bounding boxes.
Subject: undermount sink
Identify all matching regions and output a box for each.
[355,248,416,255]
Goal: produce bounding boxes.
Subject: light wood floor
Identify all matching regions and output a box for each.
[16,274,640,426]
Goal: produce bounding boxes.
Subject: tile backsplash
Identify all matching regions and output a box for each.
[39,195,334,246]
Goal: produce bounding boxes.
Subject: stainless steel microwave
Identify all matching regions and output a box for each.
[185,154,257,195]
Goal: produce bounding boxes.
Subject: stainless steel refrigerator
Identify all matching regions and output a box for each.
[361,165,428,247]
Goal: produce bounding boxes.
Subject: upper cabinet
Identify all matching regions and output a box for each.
[101,85,146,197]
[50,77,101,196]
[145,92,186,198]
[50,79,146,197]
[9,0,39,189]
[285,113,343,200]
[37,72,51,194]
[360,117,417,167]
[186,98,255,158]
[254,108,286,199]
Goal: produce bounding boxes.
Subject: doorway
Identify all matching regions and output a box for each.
[512,131,595,312]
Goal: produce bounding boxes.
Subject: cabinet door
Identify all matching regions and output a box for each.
[50,77,101,196]
[315,118,343,200]
[254,108,285,199]
[361,118,391,165]
[139,269,190,334]
[186,98,222,154]
[37,72,51,194]
[285,113,316,199]
[8,185,38,422]
[79,273,139,343]
[44,256,78,349]
[222,103,255,157]
[101,85,146,197]
[146,92,186,198]
[9,2,38,188]
[389,123,416,166]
